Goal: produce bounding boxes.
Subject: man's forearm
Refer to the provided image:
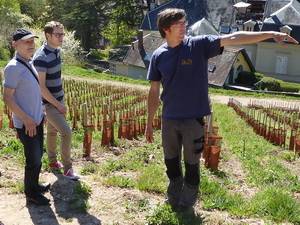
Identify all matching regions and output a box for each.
[220,30,297,47]
[41,86,61,107]
[221,31,275,46]
[147,92,160,126]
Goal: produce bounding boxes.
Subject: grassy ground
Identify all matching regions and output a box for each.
[1,101,299,224]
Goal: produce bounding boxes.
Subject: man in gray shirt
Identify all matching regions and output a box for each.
[3,28,50,205]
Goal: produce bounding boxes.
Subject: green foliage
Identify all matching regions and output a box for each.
[0,0,20,12]
[69,182,92,212]
[254,72,264,81]
[103,175,135,188]
[19,0,47,26]
[0,60,7,67]
[235,71,260,86]
[44,0,110,50]
[280,81,300,93]
[146,204,179,225]
[62,30,84,65]
[0,47,10,60]
[0,139,24,159]
[102,0,142,47]
[200,174,245,215]
[80,162,100,175]
[279,151,297,162]
[249,187,300,223]
[0,4,32,55]
[257,77,281,91]
[102,21,136,47]
[136,164,166,193]
[10,180,24,194]
[255,77,300,92]
[146,204,203,225]
[99,159,125,176]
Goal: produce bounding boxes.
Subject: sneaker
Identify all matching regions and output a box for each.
[37,183,51,193]
[26,193,50,206]
[63,168,80,181]
[49,161,64,170]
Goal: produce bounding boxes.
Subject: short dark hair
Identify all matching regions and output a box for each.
[44,21,64,34]
[157,8,186,38]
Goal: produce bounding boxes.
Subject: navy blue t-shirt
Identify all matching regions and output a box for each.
[147,35,223,119]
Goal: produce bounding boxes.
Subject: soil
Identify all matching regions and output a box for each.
[0,94,298,225]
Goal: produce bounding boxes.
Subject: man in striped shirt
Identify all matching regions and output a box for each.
[33,21,79,180]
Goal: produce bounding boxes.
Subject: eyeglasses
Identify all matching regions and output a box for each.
[172,20,188,27]
[51,33,65,38]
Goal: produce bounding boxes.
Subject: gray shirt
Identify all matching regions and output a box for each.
[3,53,43,128]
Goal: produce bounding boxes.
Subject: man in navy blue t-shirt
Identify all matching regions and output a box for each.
[145,8,298,212]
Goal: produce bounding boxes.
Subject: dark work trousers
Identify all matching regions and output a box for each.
[162,118,205,207]
[16,120,44,197]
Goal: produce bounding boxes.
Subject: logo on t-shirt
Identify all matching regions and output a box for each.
[181,58,192,65]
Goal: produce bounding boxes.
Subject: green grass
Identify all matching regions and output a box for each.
[146,204,204,225]
[80,162,100,175]
[69,182,92,212]
[213,103,300,190]
[62,65,148,85]
[249,187,300,223]
[0,138,25,163]
[136,164,167,193]
[98,135,167,192]
[103,175,136,188]
[200,173,246,215]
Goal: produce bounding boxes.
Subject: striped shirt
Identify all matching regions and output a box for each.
[33,43,64,104]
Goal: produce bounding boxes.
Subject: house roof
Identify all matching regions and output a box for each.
[208,48,255,87]
[188,18,219,36]
[108,45,131,63]
[141,0,234,31]
[261,0,300,42]
[261,23,300,42]
[263,0,291,19]
[123,32,165,68]
[264,0,300,25]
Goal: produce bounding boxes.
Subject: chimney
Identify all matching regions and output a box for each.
[137,29,144,50]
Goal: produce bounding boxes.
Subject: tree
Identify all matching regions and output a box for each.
[0,2,32,57]
[102,0,143,47]
[103,21,136,46]
[19,0,47,26]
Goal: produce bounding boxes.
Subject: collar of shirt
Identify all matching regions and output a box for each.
[15,53,32,64]
[44,42,59,52]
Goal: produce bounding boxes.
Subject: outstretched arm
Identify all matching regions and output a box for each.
[220,31,299,47]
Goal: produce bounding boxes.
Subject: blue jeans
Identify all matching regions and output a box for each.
[16,120,44,197]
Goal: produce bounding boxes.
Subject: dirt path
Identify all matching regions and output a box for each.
[0,157,273,225]
[210,95,300,105]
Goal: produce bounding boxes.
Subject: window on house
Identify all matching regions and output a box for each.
[208,64,216,72]
[110,63,116,74]
[275,55,288,74]
[246,51,252,61]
